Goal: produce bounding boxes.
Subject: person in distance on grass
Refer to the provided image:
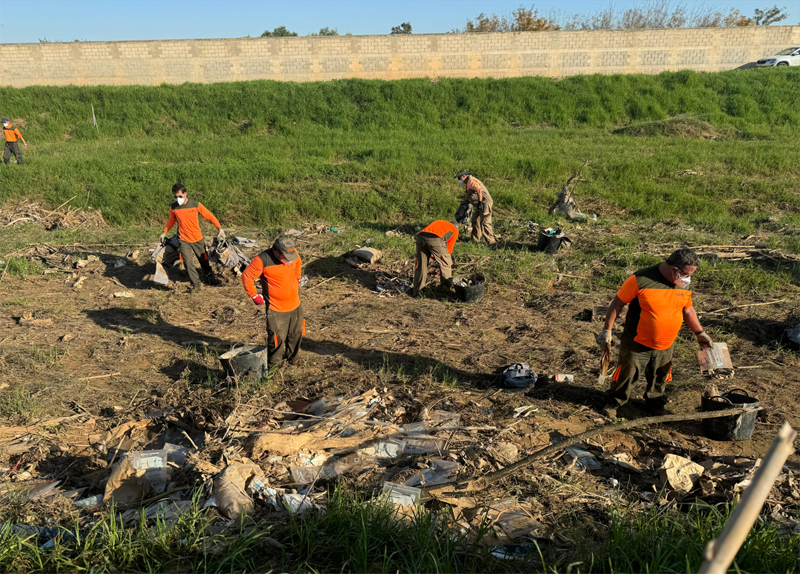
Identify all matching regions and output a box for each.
[413,220,459,295]
[456,170,496,246]
[2,118,28,165]
[241,237,305,368]
[596,248,713,419]
[159,183,224,291]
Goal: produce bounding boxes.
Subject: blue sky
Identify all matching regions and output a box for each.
[0,1,797,43]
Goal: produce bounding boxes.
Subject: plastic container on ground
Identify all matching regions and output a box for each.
[701,389,759,441]
[454,273,485,303]
[219,345,269,380]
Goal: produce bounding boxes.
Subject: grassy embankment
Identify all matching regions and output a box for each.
[1,70,799,573]
[2,69,799,299]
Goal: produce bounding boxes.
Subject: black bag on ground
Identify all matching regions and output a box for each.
[502,362,538,389]
[454,201,473,225]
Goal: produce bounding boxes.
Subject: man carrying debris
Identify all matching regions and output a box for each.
[159,183,224,291]
[2,118,28,165]
[241,237,305,368]
[597,248,713,418]
[456,170,496,246]
[414,220,458,295]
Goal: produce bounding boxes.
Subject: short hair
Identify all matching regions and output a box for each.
[666,248,700,268]
[172,183,186,194]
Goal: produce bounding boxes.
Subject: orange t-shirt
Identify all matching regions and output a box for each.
[241,250,302,313]
[420,221,459,254]
[617,265,693,350]
[163,199,220,244]
[3,126,23,142]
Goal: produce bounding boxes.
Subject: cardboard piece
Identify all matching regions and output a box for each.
[697,342,734,378]
[103,450,168,505]
[213,462,264,520]
[659,454,704,492]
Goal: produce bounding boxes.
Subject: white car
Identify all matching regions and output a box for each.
[756,47,800,67]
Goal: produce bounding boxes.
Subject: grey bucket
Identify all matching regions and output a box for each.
[701,389,759,441]
[454,274,485,303]
[219,345,269,381]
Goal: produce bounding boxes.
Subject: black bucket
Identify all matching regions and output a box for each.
[454,274,485,303]
[701,389,759,441]
[219,345,270,381]
[537,230,569,254]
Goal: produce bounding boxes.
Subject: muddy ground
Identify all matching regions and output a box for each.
[1,223,798,545]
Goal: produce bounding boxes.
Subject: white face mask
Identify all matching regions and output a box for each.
[676,276,691,288]
[458,179,465,186]
[176,197,186,206]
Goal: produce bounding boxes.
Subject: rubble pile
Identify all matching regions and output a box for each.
[1,385,798,554]
[1,201,107,231]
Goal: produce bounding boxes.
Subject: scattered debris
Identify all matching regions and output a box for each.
[547,161,596,222]
[1,200,107,230]
[213,462,264,520]
[565,443,600,470]
[104,450,168,505]
[512,405,538,418]
[375,272,411,296]
[502,363,537,389]
[698,342,734,379]
[383,482,421,505]
[352,247,382,264]
[659,453,704,493]
[112,291,134,299]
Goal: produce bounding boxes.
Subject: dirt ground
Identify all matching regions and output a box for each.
[1,224,798,542]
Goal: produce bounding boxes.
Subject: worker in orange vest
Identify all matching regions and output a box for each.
[2,118,28,165]
[414,220,459,294]
[241,237,305,368]
[159,183,224,291]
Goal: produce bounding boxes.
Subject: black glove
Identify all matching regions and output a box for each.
[477,201,486,215]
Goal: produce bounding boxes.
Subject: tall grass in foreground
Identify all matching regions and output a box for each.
[1,491,798,573]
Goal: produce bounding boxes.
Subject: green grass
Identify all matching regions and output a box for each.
[0,69,797,239]
[2,257,44,278]
[0,387,42,421]
[1,493,797,573]
[2,70,797,140]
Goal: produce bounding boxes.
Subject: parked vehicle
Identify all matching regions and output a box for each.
[756,47,800,67]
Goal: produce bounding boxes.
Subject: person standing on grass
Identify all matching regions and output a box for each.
[456,170,496,246]
[159,183,224,292]
[413,220,459,295]
[596,248,713,419]
[241,237,305,368]
[2,118,28,165]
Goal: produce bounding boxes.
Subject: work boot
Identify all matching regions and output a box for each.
[205,274,222,287]
[190,283,202,294]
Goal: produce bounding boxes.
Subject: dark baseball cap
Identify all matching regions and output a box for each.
[274,237,299,261]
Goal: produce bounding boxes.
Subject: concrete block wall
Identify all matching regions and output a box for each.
[1,26,798,87]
